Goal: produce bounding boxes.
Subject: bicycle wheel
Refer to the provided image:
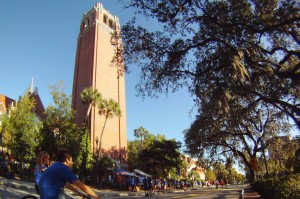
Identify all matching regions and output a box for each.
[21,195,39,199]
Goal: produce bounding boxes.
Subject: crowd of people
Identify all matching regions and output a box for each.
[105,170,229,196]
[111,175,228,195]
[112,174,169,196]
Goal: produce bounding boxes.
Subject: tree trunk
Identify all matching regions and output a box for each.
[249,168,256,184]
[85,105,92,124]
[262,150,269,177]
[139,138,143,154]
[99,116,108,160]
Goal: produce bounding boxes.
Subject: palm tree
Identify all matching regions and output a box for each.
[134,126,150,153]
[80,87,102,124]
[98,98,121,158]
[80,87,102,186]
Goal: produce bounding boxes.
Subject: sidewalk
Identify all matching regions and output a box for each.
[241,185,261,199]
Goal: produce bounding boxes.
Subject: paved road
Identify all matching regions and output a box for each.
[0,187,241,199]
[106,189,241,199]
[0,185,39,199]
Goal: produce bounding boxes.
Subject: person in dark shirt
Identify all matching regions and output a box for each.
[143,176,149,196]
[38,149,101,199]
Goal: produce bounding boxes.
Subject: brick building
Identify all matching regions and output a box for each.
[72,3,127,166]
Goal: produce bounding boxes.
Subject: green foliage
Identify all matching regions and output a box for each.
[40,82,79,159]
[128,127,183,178]
[205,168,216,181]
[293,148,300,173]
[127,140,140,170]
[227,167,244,184]
[188,170,200,181]
[140,138,182,178]
[134,126,150,153]
[213,161,229,181]
[120,0,300,129]
[185,100,291,183]
[80,87,102,122]
[127,127,156,171]
[75,124,95,180]
[2,94,42,171]
[121,0,300,183]
[253,174,300,199]
[98,156,114,180]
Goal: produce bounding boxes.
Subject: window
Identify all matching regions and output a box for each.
[109,20,114,29]
[103,15,107,24]
[84,19,89,28]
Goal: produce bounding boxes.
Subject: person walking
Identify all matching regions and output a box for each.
[130,176,136,192]
[34,151,50,195]
[117,173,122,191]
[143,176,149,196]
[163,178,167,194]
[38,149,101,199]
[147,177,153,196]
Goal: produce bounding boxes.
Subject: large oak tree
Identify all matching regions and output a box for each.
[120,0,299,127]
[118,0,299,182]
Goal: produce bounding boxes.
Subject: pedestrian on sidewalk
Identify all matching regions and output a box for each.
[148,177,153,196]
[163,178,167,194]
[108,174,112,187]
[143,176,149,196]
[34,151,50,195]
[117,173,122,191]
[130,176,136,192]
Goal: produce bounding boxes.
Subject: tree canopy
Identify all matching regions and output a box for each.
[120,0,300,182]
[40,82,79,159]
[128,128,183,178]
[1,94,42,170]
[120,0,299,127]
[140,138,182,178]
[80,87,102,124]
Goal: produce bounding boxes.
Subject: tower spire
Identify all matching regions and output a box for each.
[29,77,34,94]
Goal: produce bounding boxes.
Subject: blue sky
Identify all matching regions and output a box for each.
[0,1,197,145]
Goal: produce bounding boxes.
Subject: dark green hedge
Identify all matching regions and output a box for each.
[252,174,300,199]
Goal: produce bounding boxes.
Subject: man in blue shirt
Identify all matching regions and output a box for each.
[38,149,101,199]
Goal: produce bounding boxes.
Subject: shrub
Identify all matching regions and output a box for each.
[253,174,300,199]
[279,174,300,199]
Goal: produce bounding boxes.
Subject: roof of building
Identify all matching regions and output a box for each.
[28,88,46,120]
[0,81,45,120]
[0,93,15,114]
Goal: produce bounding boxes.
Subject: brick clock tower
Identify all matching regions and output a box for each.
[72,3,127,167]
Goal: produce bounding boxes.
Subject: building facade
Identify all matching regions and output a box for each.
[182,155,206,181]
[72,3,127,165]
[0,94,15,117]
